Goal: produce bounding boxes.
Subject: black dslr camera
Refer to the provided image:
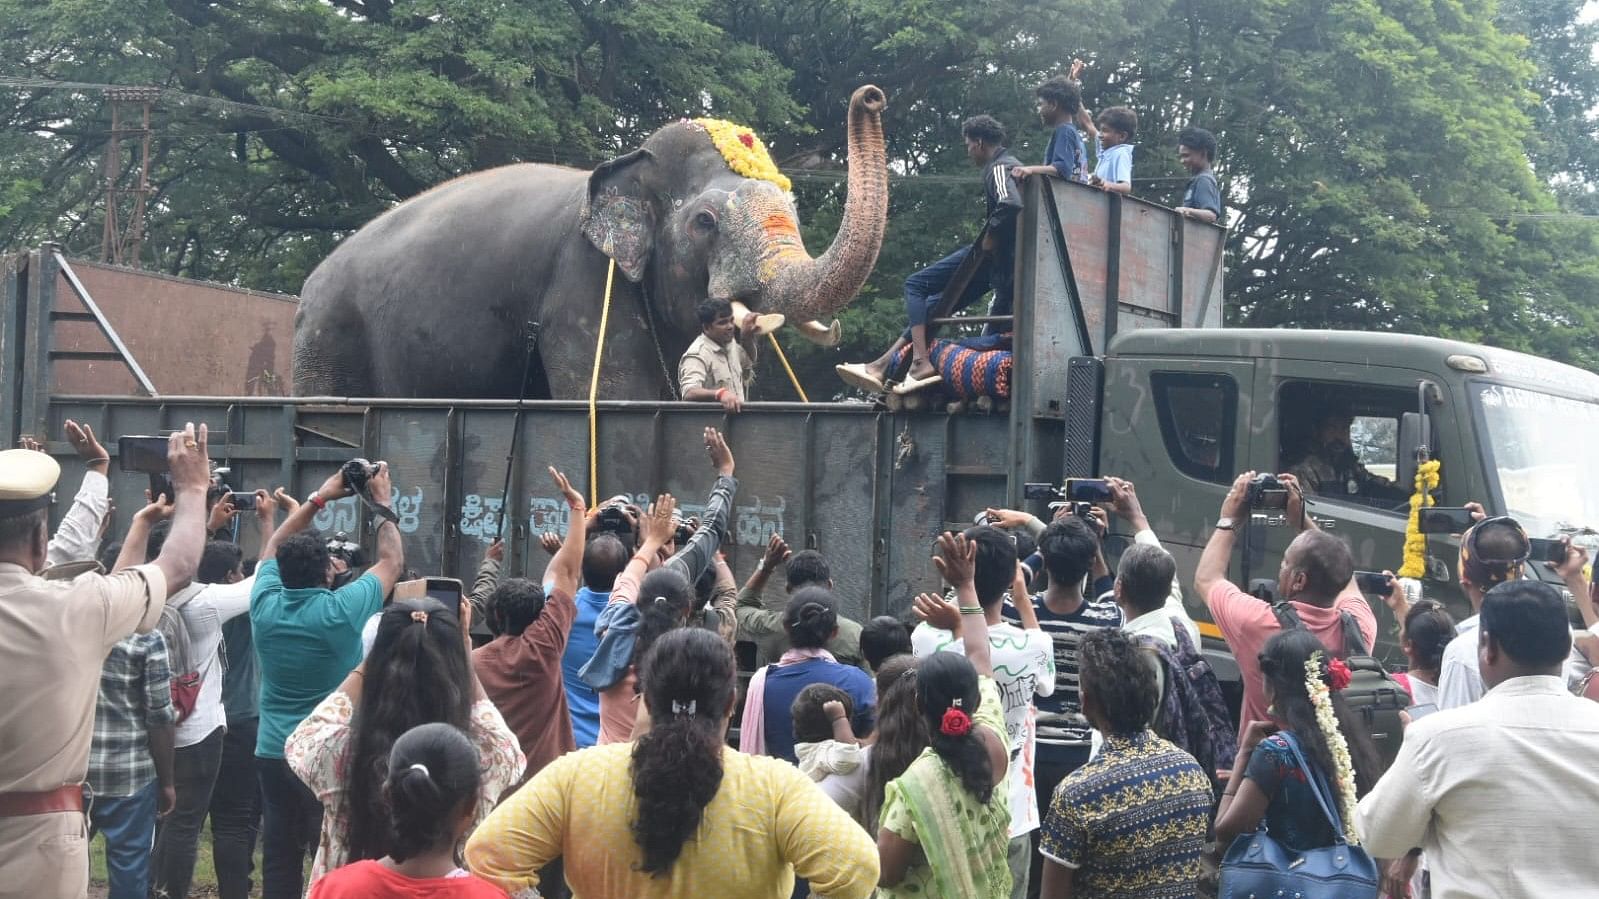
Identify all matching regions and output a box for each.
[593,504,637,544]
[1246,473,1289,510]
[341,458,381,494]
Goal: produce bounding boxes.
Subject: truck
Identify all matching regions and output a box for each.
[5,176,1595,680]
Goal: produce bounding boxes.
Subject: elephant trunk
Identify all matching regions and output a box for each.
[760,85,888,323]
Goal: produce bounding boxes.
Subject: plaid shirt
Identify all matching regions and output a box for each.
[88,630,175,797]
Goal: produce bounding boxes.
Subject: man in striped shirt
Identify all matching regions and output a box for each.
[1003,515,1123,899]
[836,114,1024,394]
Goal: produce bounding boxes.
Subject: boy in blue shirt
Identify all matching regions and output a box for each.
[1013,75,1087,184]
[1174,125,1223,223]
[1088,106,1137,195]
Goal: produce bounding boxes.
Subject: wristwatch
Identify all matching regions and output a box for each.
[307,493,327,511]
[1214,517,1237,532]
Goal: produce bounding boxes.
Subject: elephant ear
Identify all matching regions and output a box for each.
[581,148,656,282]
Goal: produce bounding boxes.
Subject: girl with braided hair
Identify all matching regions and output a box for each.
[1213,629,1383,855]
[877,533,1013,897]
[307,723,507,897]
[465,627,880,897]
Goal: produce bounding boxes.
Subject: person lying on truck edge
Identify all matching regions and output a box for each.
[1192,471,1378,734]
[1012,72,1088,185]
[1173,126,1223,223]
[678,298,757,412]
[835,115,1024,395]
[737,533,867,669]
[1088,106,1136,195]
[1284,397,1405,502]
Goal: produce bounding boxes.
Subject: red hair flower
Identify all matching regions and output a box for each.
[1327,658,1352,692]
[738,131,755,149]
[940,707,973,737]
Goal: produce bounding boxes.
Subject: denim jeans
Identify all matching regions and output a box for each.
[901,244,1013,338]
[88,780,159,899]
[153,726,225,899]
[257,755,323,899]
[209,719,261,899]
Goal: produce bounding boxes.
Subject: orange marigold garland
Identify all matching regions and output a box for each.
[1398,459,1441,578]
[693,119,792,192]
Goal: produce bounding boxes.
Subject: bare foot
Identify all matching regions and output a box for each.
[907,359,937,381]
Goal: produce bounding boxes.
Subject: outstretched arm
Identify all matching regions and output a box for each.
[546,467,588,599]
[261,469,351,562]
[666,428,738,582]
[364,463,404,596]
[1194,471,1253,604]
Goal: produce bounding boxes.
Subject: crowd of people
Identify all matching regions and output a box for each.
[3,410,1599,899]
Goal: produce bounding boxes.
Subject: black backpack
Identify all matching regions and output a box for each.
[1138,621,1238,796]
[1272,603,1408,777]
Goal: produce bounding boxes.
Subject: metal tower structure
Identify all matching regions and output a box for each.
[100,87,160,267]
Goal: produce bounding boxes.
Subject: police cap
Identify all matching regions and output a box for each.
[0,449,61,516]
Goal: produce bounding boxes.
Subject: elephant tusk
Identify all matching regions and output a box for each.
[730,300,786,337]
[793,318,843,347]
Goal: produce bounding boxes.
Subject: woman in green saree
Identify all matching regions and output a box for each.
[876,532,1013,898]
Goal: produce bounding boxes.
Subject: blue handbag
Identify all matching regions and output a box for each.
[1218,731,1379,899]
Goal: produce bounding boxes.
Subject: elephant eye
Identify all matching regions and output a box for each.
[693,210,718,232]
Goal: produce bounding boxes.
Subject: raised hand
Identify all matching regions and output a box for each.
[272,487,300,515]
[985,508,1034,530]
[539,532,562,555]
[549,467,585,515]
[933,531,977,588]
[253,489,279,525]
[760,533,792,573]
[367,461,394,506]
[643,494,678,548]
[136,493,175,523]
[167,423,211,495]
[913,591,962,632]
[704,428,735,477]
[207,496,238,533]
[64,420,108,468]
[486,538,506,563]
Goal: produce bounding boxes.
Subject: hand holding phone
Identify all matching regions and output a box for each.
[1417,507,1477,535]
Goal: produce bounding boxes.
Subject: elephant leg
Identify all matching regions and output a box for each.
[539,284,677,400]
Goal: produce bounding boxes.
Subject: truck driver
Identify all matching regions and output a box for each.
[1286,399,1406,502]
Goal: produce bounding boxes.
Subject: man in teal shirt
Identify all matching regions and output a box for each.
[249,466,404,899]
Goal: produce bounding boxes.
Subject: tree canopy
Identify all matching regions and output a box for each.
[2,0,1596,387]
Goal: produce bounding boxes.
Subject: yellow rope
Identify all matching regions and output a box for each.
[588,260,616,507]
[767,332,810,403]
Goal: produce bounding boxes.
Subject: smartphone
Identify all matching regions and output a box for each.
[148,473,174,503]
[1354,570,1394,596]
[227,491,257,511]
[117,435,169,474]
[1528,537,1567,565]
[424,577,465,610]
[1064,478,1114,503]
[1417,507,1477,535]
[1023,482,1061,501]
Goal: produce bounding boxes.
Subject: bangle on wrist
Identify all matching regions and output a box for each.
[958,605,983,614]
[307,493,327,511]
[85,456,110,465]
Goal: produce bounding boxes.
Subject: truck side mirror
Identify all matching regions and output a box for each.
[1397,411,1429,491]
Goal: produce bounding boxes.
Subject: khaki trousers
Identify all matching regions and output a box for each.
[0,811,90,899]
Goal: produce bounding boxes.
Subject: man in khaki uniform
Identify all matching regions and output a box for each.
[0,424,211,899]
[678,298,763,412]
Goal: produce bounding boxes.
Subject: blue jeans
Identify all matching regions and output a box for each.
[89,780,159,899]
[902,244,1013,337]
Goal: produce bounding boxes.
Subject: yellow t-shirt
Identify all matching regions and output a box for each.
[466,742,880,899]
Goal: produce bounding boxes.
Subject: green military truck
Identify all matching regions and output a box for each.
[5,178,1595,676]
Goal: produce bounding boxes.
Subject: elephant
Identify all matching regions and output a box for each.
[292,85,889,399]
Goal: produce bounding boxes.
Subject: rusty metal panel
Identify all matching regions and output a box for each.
[880,414,949,618]
[53,259,296,397]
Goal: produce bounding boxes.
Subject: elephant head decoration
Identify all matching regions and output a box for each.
[292,85,889,399]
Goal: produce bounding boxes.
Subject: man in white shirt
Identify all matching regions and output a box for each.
[1358,579,1599,899]
[1436,515,1529,709]
[20,421,112,570]
[150,495,275,899]
[911,525,1054,899]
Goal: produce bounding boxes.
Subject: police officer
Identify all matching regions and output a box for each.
[0,423,212,899]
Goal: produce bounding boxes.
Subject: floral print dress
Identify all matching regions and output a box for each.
[286,690,526,887]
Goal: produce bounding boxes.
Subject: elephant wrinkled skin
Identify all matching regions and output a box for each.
[292,86,888,399]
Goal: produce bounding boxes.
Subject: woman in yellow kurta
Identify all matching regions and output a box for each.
[465,627,880,898]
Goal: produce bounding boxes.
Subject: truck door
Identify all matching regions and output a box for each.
[1249,362,1465,663]
[1100,357,1256,601]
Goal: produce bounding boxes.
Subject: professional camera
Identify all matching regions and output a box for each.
[341,458,381,494]
[593,503,638,544]
[326,532,366,569]
[1245,473,1289,510]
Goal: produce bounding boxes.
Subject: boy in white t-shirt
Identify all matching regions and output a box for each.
[911,525,1055,899]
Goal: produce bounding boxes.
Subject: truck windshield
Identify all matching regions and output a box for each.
[1475,383,1599,539]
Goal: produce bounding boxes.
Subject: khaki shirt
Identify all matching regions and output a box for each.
[1288,447,1397,498]
[0,562,167,792]
[677,333,750,402]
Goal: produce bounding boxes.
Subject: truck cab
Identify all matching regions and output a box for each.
[1087,329,1599,667]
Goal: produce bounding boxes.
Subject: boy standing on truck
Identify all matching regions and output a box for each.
[1174,126,1223,223]
[1088,107,1136,195]
[835,115,1023,395]
[1012,72,1088,184]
